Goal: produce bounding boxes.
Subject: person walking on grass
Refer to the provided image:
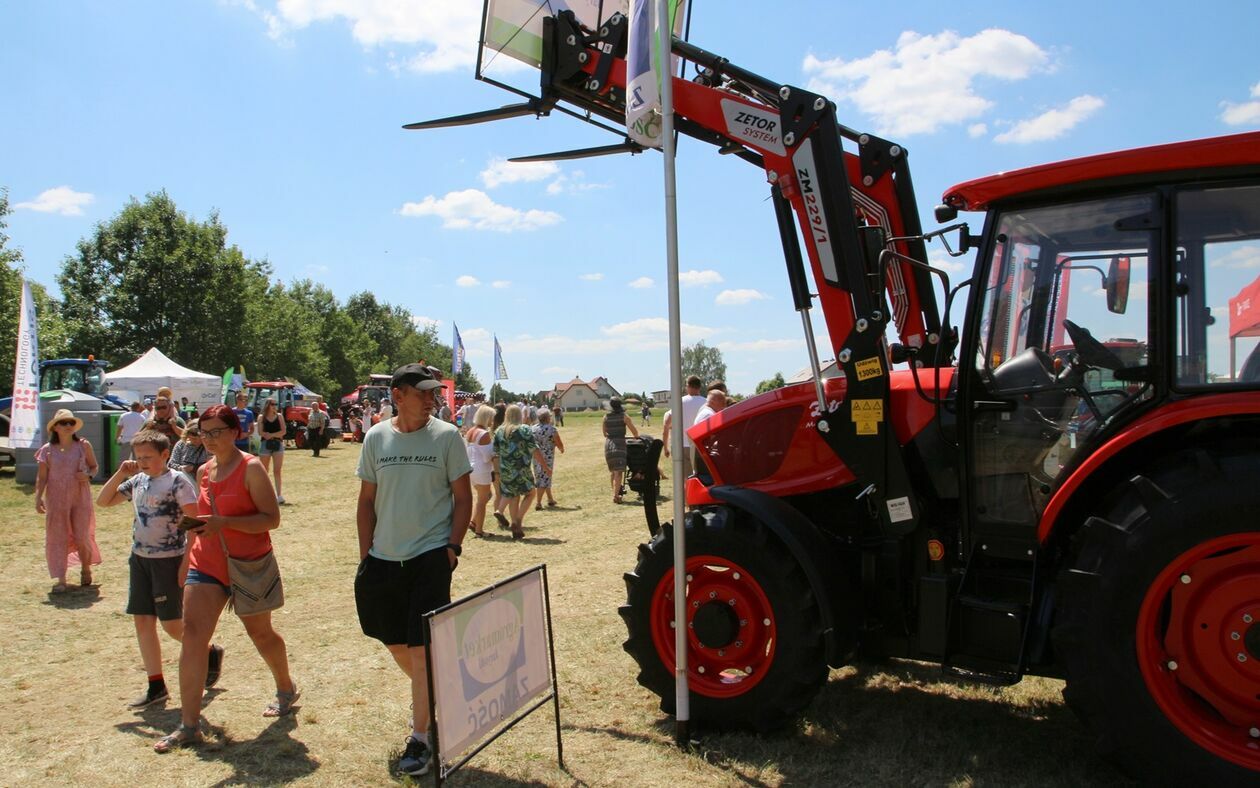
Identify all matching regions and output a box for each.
[97,430,225,709]
[355,363,472,778]
[35,409,102,593]
[306,400,329,457]
[153,404,297,753]
[493,404,551,539]
[232,391,257,454]
[603,397,640,504]
[531,408,564,509]
[257,398,287,503]
[463,404,496,537]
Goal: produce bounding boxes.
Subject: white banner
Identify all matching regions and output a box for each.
[10,279,42,448]
[483,0,627,69]
[429,568,551,766]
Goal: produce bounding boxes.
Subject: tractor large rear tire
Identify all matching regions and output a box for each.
[1053,449,1260,785]
[619,507,828,731]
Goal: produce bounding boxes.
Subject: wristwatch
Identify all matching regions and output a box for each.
[446,543,462,556]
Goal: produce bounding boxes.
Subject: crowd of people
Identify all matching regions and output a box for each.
[28,366,584,775]
[28,366,734,775]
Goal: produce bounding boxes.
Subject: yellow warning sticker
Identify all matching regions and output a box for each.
[851,398,883,435]
[855,356,883,381]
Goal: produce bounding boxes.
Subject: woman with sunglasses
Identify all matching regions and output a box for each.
[34,409,103,593]
[154,404,297,752]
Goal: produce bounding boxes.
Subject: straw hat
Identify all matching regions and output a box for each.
[46,408,84,434]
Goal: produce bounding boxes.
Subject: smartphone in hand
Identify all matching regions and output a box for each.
[178,515,205,532]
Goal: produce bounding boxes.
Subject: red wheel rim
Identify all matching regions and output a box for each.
[649,554,776,698]
[1137,533,1260,771]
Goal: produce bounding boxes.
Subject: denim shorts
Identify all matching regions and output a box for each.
[186,567,230,595]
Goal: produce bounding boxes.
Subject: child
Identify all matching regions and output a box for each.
[97,430,225,707]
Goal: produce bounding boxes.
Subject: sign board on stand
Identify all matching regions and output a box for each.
[424,564,562,784]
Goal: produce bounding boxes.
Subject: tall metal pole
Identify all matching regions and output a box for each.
[656,0,689,747]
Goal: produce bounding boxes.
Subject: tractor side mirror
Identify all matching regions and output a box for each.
[935,203,958,223]
[1106,255,1131,314]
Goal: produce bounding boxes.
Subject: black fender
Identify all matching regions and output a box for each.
[707,485,855,666]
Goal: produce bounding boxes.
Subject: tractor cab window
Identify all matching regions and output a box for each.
[83,366,107,397]
[1173,183,1260,386]
[41,365,86,394]
[969,193,1154,531]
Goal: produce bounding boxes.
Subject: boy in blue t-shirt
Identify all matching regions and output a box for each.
[98,430,223,708]
[233,391,257,453]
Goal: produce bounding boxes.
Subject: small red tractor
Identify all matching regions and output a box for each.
[243,381,326,448]
[415,7,1260,782]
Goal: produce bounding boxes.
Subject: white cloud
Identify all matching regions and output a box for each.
[480,157,559,189]
[15,186,95,216]
[491,280,511,288]
[679,269,724,287]
[412,314,441,329]
[579,273,604,281]
[994,95,1104,144]
[240,0,487,73]
[629,277,654,289]
[1211,245,1260,269]
[716,288,769,306]
[546,170,609,195]
[803,28,1049,136]
[1221,81,1260,126]
[455,275,480,287]
[968,123,988,138]
[399,189,561,232]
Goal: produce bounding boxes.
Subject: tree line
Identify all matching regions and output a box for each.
[1,190,480,400]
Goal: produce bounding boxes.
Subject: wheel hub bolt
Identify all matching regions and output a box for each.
[1245,614,1254,624]
[697,666,705,674]
[739,619,746,627]
[1168,660,1179,671]
[718,649,725,656]
[744,666,752,673]
[763,618,772,626]
[733,572,740,580]
[1233,632,1241,640]
[728,599,736,606]
[1251,728,1260,738]
[709,591,716,599]
[1180,574,1192,584]
[735,640,743,647]
[1239,653,1248,663]
[686,574,693,582]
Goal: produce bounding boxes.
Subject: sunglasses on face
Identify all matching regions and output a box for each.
[56,420,77,427]
[200,427,232,439]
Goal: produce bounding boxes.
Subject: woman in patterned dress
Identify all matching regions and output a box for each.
[602,397,640,504]
[34,409,103,592]
[492,404,551,540]
[531,408,565,509]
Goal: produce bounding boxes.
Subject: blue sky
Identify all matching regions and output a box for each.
[4,1,1258,396]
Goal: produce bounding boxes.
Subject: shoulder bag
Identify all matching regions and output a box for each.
[209,477,284,617]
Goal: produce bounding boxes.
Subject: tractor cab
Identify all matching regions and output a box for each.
[39,358,113,401]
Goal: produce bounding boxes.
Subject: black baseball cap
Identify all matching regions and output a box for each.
[391,363,443,391]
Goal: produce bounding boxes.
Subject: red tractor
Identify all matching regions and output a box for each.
[243,381,326,448]
[416,8,1260,783]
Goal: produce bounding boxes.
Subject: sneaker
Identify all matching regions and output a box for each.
[277,495,286,504]
[128,683,169,708]
[205,644,225,688]
[398,736,431,777]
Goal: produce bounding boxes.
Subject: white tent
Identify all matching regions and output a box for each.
[106,347,221,407]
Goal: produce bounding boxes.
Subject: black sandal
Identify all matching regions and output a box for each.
[154,724,201,753]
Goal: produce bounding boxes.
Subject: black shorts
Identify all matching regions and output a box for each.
[354,548,452,647]
[126,553,184,621]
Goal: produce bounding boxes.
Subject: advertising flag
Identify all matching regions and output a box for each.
[452,323,465,377]
[626,0,686,148]
[10,279,42,448]
[494,336,509,381]
[220,366,234,404]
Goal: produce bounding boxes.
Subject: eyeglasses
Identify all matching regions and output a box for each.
[200,427,232,439]
[56,420,77,427]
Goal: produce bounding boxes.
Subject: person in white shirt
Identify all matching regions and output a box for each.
[661,376,705,479]
[115,402,148,461]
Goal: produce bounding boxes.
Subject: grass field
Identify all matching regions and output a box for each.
[0,412,1134,786]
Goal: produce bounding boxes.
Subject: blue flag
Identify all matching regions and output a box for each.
[626,0,686,148]
[452,323,465,377]
[494,335,508,381]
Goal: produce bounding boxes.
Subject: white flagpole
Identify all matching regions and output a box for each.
[655,0,689,746]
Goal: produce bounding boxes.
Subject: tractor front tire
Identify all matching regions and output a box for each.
[620,507,828,731]
[1054,449,1260,784]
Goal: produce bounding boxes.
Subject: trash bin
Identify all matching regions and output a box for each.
[15,391,119,484]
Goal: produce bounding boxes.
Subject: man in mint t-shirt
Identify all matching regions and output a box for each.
[354,363,472,779]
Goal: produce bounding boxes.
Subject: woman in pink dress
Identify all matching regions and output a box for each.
[34,408,102,593]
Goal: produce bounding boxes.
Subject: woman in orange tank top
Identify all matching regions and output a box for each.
[154,404,298,753]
